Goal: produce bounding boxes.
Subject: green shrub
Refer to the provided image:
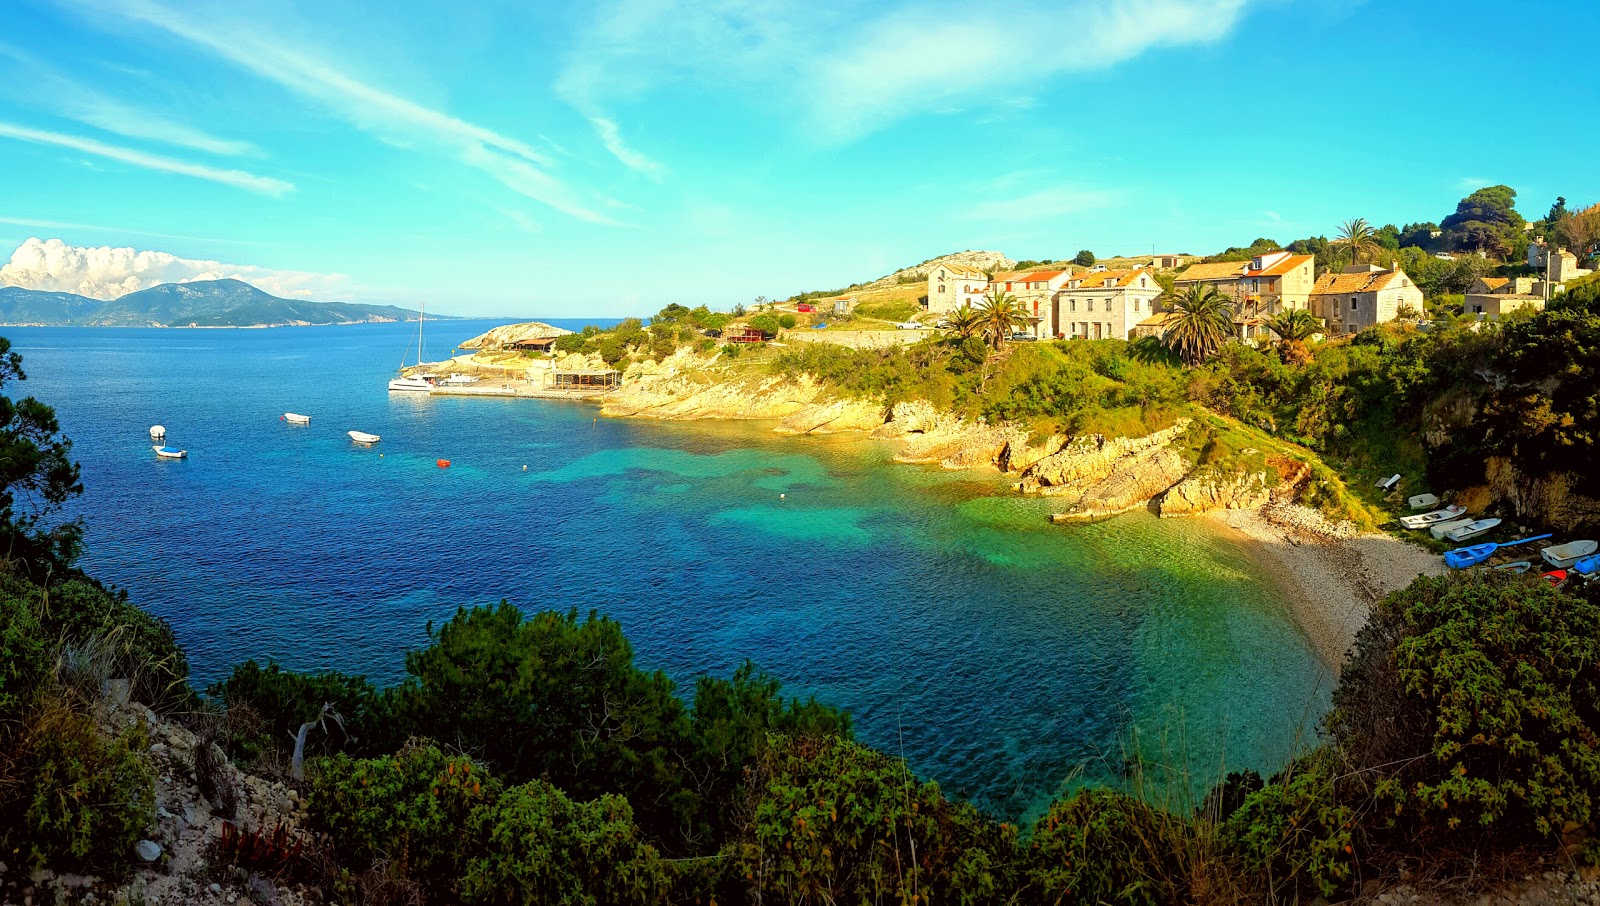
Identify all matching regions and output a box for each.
[720,343,743,358]
[208,659,386,762]
[732,733,1016,906]
[777,313,797,329]
[45,578,189,709]
[552,333,586,354]
[1,700,154,872]
[1328,572,1600,847]
[0,584,47,723]
[1222,751,1355,900]
[1026,787,1191,905]
[309,742,501,886]
[460,780,670,905]
[748,313,781,336]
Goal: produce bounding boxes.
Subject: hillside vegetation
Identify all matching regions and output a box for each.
[0,279,422,327]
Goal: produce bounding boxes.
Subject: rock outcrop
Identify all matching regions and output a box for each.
[775,399,889,435]
[1017,420,1192,496]
[1158,470,1272,517]
[858,251,1015,291]
[1049,447,1193,523]
[457,320,574,349]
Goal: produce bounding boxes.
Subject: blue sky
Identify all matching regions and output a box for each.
[0,0,1594,317]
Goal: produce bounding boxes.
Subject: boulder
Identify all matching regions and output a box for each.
[1158,471,1272,517]
[1049,448,1192,523]
[1020,420,1191,494]
[135,840,162,862]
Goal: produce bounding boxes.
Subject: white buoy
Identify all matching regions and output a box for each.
[780,493,786,500]
[150,425,165,441]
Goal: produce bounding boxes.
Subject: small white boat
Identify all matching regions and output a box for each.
[152,445,186,459]
[1445,518,1502,542]
[441,373,479,386]
[388,375,433,392]
[1407,493,1439,510]
[1400,505,1466,530]
[1542,540,1599,570]
[1430,516,1476,540]
[1494,560,1533,574]
[348,430,381,444]
[1376,473,1401,491]
[150,424,166,441]
[283,412,311,425]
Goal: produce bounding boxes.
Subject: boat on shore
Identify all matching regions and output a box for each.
[152,445,187,459]
[283,412,311,425]
[1541,539,1598,569]
[1445,533,1552,569]
[1430,516,1476,540]
[348,431,381,444]
[1574,554,1600,576]
[1542,569,1569,589]
[1493,560,1533,574]
[1445,518,1502,542]
[1400,505,1466,530]
[1407,493,1439,510]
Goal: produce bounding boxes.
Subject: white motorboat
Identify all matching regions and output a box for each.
[152,445,186,459]
[1542,539,1599,569]
[1445,518,1502,542]
[283,412,311,425]
[1399,505,1466,530]
[1430,517,1476,540]
[1407,493,1439,510]
[441,373,479,386]
[348,431,381,444]
[387,375,433,392]
[150,424,166,441]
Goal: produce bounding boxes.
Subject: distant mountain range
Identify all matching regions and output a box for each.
[0,279,432,327]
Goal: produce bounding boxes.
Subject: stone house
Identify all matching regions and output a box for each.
[989,268,1075,338]
[1528,243,1594,283]
[1053,268,1164,341]
[1463,277,1544,320]
[925,263,991,315]
[1173,250,1315,318]
[1309,265,1425,335]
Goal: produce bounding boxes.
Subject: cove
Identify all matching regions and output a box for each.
[14,320,1331,823]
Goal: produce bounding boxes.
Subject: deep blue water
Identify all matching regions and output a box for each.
[11,319,1331,821]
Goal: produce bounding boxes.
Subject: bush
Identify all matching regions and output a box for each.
[1026,787,1191,905]
[310,742,501,888]
[748,313,781,336]
[460,780,671,905]
[45,578,189,710]
[1328,572,1600,850]
[777,313,797,329]
[732,734,1016,905]
[1222,751,1355,900]
[208,660,386,763]
[0,584,47,723]
[0,699,154,872]
[552,333,586,354]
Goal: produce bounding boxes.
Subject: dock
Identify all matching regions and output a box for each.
[426,382,614,400]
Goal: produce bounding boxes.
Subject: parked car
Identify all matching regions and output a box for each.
[1009,332,1038,341]
[896,321,925,330]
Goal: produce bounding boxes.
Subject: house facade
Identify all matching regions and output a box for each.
[1463,277,1544,320]
[989,268,1074,337]
[1528,243,1595,283]
[1172,250,1315,318]
[925,263,991,315]
[1309,265,1424,335]
[1053,268,1163,340]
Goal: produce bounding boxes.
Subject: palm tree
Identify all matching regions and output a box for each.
[939,303,984,342]
[1161,283,1234,366]
[1334,218,1381,266]
[975,289,1029,350]
[1264,308,1320,365]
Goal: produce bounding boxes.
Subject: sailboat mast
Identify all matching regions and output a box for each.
[418,302,425,366]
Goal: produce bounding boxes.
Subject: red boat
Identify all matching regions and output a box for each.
[1541,569,1568,589]
[437,459,451,468]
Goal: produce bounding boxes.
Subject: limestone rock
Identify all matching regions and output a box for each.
[135,840,162,862]
[774,399,887,435]
[1020,420,1191,494]
[456,321,574,350]
[1158,470,1272,517]
[1050,447,1192,523]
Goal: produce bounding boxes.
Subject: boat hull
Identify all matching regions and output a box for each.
[152,445,186,459]
[348,431,381,444]
[1542,540,1598,569]
[283,413,311,425]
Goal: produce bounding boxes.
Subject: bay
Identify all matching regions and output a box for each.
[12,319,1331,822]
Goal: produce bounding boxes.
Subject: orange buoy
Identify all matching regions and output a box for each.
[437,459,451,468]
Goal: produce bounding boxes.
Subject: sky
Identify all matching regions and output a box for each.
[0,0,1595,317]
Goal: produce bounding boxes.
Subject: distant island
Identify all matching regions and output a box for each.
[0,278,432,327]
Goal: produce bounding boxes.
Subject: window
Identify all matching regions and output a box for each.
[938,284,946,293]
[1087,299,1094,312]
[1134,299,1141,311]
[1139,277,1147,287]
[1070,299,1076,312]
[1350,298,1358,310]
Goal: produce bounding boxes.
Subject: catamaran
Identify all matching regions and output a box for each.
[389,302,434,392]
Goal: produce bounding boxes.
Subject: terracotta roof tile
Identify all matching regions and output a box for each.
[1175,261,1248,283]
[1246,254,1314,277]
[1310,270,1401,295]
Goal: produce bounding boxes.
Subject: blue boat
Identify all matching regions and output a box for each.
[152,445,187,460]
[1444,533,1552,569]
[1574,553,1600,576]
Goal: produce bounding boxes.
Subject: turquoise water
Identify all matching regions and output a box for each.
[12,320,1330,822]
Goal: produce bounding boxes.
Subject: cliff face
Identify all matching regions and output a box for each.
[601,357,1280,523]
[457,321,573,349]
[858,251,1015,291]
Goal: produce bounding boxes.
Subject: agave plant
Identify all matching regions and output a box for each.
[1161,283,1235,366]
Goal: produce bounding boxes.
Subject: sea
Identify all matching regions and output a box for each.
[10,318,1332,823]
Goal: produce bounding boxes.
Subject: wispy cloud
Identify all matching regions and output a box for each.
[1458,176,1492,190]
[0,40,259,156]
[68,0,623,224]
[0,120,292,194]
[588,116,664,179]
[0,215,260,245]
[966,186,1118,221]
[559,0,1253,143]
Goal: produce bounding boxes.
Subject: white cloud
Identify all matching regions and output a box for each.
[558,0,1252,142]
[0,237,347,300]
[1458,176,1492,190]
[70,0,622,224]
[0,216,258,245]
[588,116,664,179]
[0,120,292,195]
